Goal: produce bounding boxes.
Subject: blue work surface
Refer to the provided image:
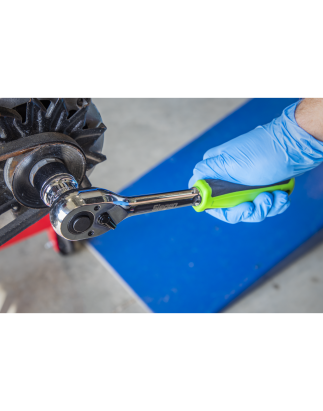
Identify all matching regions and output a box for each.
[91,98,323,313]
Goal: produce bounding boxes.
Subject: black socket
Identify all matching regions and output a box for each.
[33,161,69,193]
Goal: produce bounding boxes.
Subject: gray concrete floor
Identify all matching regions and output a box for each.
[1,98,322,313]
[0,233,147,313]
[224,241,323,313]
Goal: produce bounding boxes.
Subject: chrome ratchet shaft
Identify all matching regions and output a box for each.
[126,188,201,216]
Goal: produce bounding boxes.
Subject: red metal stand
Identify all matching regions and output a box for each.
[0,214,59,252]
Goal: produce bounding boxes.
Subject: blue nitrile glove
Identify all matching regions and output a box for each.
[189,101,323,223]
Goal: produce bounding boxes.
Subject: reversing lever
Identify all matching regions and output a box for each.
[98,213,117,230]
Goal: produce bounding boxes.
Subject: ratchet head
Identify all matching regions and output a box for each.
[50,188,129,241]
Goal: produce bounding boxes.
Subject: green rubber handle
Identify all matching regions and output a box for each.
[193,178,295,212]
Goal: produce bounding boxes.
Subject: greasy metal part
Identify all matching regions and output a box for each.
[1,133,86,210]
[0,132,87,162]
[49,187,201,241]
[29,158,63,186]
[10,141,86,208]
[0,98,107,246]
[40,174,78,207]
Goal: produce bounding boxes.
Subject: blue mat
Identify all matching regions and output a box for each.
[91,98,323,312]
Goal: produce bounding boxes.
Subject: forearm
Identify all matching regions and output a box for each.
[295,98,323,142]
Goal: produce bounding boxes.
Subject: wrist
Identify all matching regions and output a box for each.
[260,101,323,178]
[295,98,323,142]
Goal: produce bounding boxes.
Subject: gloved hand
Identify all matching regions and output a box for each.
[189,101,323,223]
